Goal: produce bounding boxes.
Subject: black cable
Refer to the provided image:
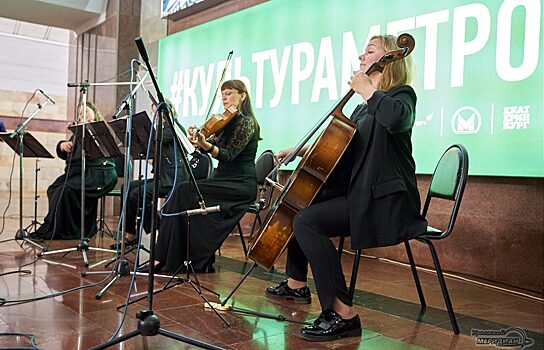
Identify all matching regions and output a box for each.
[0,332,41,349]
[0,269,112,307]
[0,152,17,236]
[0,269,31,277]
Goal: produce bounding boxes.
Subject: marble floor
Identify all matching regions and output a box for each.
[0,217,542,349]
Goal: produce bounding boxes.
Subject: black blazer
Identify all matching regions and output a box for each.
[345,85,427,249]
[155,120,188,189]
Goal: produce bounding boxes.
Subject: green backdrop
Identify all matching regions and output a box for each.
[158,0,543,176]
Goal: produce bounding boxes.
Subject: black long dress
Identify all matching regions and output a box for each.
[33,139,117,240]
[155,113,258,272]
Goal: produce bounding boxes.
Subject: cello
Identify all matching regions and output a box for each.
[247,33,416,270]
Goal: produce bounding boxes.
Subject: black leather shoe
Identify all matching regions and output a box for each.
[300,308,362,341]
[136,261,164,273]
[109,238,137,250]
[265,280,311,304]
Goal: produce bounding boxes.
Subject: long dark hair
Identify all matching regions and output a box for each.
[221,79,261,140]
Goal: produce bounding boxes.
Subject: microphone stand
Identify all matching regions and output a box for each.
[90,37,224,350]
[25,159,42,234]
[0,101,50,252]
[38,84,117,267]
[82,70,179,301]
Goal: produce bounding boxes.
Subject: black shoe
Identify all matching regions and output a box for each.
[300,308,362,341]
[265,280,311,304]
[136,261,164,273]
[109,238,137,250]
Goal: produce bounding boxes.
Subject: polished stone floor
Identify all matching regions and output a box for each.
[0,217,542,349]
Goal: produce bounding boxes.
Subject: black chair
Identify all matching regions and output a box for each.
[339,144,469,335]
[236,150,278,256]
[190,151,213,180]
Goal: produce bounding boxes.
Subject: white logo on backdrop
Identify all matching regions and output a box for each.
[451,106,482,134]
[503,105,530,130]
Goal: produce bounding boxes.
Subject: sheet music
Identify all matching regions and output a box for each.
[172,119,195,155]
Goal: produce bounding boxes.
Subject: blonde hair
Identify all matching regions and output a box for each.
[372,35,413,91]
[78,101,103,122]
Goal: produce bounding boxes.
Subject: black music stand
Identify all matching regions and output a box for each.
[38,120,121,266]
[0,132,52,251]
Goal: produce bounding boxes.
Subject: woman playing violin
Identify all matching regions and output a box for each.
[32,101,117,240]
[265,34,427,341]
[152,79,261,273]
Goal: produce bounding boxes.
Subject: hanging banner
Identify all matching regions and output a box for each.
[158,0,543,176]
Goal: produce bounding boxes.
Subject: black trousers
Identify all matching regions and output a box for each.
[124,178,171,235]
[286,195,352,311]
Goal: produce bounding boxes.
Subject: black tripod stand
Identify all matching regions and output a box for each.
[0,103,53,252]
[25,159,43,234]
[90,37,225,350]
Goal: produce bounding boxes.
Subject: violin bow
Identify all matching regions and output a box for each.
[203,50,233,122]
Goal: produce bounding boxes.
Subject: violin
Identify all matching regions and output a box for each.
[197,105,240,138]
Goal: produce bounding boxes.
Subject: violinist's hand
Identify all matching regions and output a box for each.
[349,70,378,101]
[60,141,73,153]
[187,125,202,144]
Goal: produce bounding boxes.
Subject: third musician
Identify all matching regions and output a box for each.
[265,34,428,341]
[152,79,261,273]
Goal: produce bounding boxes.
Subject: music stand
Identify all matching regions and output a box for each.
[38,120,121,266]
[0,132,52,251]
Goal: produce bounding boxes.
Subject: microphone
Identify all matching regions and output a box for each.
[112,93,131,119]
[38,89,56,104]
[183,205,220,217]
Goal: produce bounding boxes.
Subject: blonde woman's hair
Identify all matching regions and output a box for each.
[372,35,413,91]
[78,101,103,122]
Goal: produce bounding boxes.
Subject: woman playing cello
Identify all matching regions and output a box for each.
[265,34,427,341]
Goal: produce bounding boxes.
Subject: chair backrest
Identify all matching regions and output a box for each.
[191,152,214,180]
[422,144,469,238]
[255,150,278,185]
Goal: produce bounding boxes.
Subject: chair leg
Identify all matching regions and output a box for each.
[247,212,260,248]
[337,236,345,259]
[348,249,361,300]
[237,222,248,257]
[422,237,460,335]
[404,241,426,308]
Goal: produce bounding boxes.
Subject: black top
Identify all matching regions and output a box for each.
[209,113,258,178]
[155,120,188,188]
[56,139,115,169]
[330,85,427,249]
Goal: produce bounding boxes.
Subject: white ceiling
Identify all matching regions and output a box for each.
[0,0,108,34]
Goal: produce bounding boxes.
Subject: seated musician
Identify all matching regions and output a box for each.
[115,99,188,248]
[265,34,428,341]
[145,79,261,273]
[32,101,117,240]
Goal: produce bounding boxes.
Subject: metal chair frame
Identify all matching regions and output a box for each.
[339,144,469,335]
